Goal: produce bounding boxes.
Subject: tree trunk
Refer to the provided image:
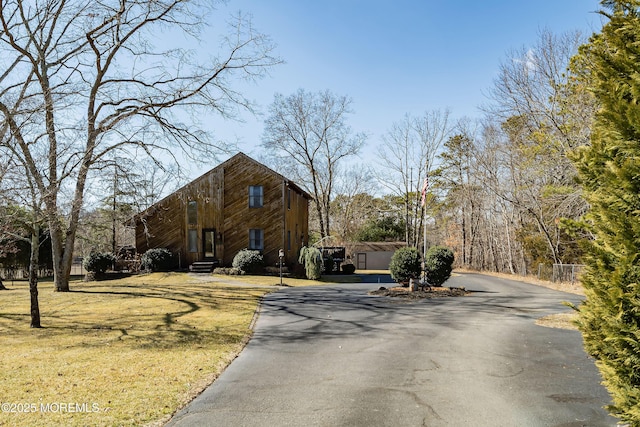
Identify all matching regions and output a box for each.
[29,228,42,328]
[49,215,70,292]
[0,278,6,290]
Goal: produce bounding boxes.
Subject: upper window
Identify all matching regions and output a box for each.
[249,185,263,208]
[187,200,197,224]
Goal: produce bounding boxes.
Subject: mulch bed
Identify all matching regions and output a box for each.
[369,286,470,299]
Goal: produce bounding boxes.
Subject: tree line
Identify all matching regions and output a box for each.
[0,3,597,289]
[260,28,595,279]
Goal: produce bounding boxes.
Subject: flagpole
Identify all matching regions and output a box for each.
[421,175,428,284]
[423,204,427,283]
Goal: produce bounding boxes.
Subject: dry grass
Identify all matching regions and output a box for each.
[535,312,580,331]
[0,272,273,427]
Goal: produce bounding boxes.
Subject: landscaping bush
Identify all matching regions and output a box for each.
[213,267,244,275]
[232,249,264,274]
[389,247,421,285]
[323,255,335,273]
[140,248,173,272]
[298,246,322,280]
[341,263,356,274]
[83,252,115,274]
[424,245,454,287]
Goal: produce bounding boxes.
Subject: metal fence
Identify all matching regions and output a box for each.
[538,263,585,284]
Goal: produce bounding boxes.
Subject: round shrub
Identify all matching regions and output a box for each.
[424,245,454,287]
[140,248,173,272]
[341,263,356,274]
[83,252,115,274]
[232,249,264,274]
[389,247,421,285]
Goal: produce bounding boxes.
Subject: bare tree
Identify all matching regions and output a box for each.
[330,164,376,241]
[262,89,366,239]
[477,28,594,269]
[376,110,450,247]
[0,0,281,291]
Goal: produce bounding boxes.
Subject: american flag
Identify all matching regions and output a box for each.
[420,176,429,207]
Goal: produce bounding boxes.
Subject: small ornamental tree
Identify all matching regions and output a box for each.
[140,248,173,272]
[424,246,454,287]
[389,247,421,285]
[298,246,322,280]
[232,249,264,274]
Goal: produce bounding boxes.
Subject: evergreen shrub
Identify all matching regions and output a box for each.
[568,3,640,423]
[424,246,454,287]
[140,248,173,272]
[323,256,335,273]
[232,249,264,274]
[389,247,421,285]
[341,263,356,274]
[83,252,115,274]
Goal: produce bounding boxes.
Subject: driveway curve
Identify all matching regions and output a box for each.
[166,273,618,426]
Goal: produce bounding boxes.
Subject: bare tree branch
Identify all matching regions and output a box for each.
[0,0,281,291]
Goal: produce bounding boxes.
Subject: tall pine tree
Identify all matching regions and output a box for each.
[572,1,640,423]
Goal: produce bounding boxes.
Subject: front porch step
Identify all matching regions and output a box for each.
[189,261,218,273]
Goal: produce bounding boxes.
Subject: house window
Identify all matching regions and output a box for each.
[249,186,263,208]
[188,229,198,253]
[287,230,291,251]
[287,188,291,210]
[249,229,264,250]
[187,200,197,224]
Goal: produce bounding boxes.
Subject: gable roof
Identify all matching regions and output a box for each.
[134,152,311,221]
[219,153,312,200]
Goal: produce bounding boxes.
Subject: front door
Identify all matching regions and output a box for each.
[203,229,216,259]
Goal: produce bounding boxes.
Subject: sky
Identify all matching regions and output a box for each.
[188,0,604,177]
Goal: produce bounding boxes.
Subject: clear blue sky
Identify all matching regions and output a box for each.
[196,1,603,174]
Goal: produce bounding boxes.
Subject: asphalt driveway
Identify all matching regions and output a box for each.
[166,273,618,426]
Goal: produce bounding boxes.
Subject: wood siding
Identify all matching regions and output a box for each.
[221,154,309,266]
[135,153,309,269]
[135,167,224,267]
[284,185,309,263]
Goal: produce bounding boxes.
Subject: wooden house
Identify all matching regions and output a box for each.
[134,153,310,270]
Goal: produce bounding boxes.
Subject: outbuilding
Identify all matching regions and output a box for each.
[347,242,407,270]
